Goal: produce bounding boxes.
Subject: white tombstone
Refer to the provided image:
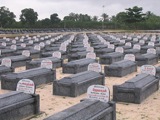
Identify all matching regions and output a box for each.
[1,42,6,46]
[139,40,145,45]
[39,42,45,47]
[120,40,125,44]
[22,50,30,57]
[46,40,51,45]
[15,37,19,40]
[20,39,24,42]
[12,40,16,44]
[34,45,41,51]
[86,47,94,52]
[87,85,110,103]
[88,63,102,73]
[148,42,155,46]
[124,54,135,61]
[59,43,67,51]
[108,44,115,49]
[133,44,141,50]
[115,47,124,53]
[21,43,26,48]
[1,58,11,67]
[52,51,61,59]
[41,59,52,69]
[141,65,156,76]
[3,37,6,39]
[6,38,10,42]
[10,45,17,50]
[125,42,132,47]
[29,40,33,44]
[86,52,96,59]
[147,48,156,54]
[133,38,138,42]
[16,79,35,94]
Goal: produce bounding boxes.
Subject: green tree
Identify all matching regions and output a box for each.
[41,18,51,27]
[92,16,98,21]
[50,13,61,24]
[101,13,109,22]
[125,6,146,24]
[20,8,38,26]
[0,6,16,28]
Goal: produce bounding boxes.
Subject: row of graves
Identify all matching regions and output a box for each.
[0,32,160,119]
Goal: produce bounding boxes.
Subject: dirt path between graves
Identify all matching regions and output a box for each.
[0,63,160,120]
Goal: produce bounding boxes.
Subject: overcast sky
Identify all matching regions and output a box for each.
[1,0,160,21]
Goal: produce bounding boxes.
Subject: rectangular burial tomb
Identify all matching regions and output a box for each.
[99,52,124,64]
[135,53,158,66]
[1,67,56,90]
[68,51,88,62]
[113,73,159,104]
[63,58,96,74]
[53,71,105,97]
[44,99,116,120]
[26,57,62,69]
[0,91,39,120]
[104,60,137,77]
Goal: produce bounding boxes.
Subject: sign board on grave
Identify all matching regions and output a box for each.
[133,38,138,42]
[15,37,19,40]
[86,52,96,59]
[10,45,17,50]
[1,58,11,67]
[2,42,6,46]
[147,48,156,54]
[22,50,30,57]
[86,47,94,52]
[20,39,24,42]
[124,54,135,61]
[51,38,55,42]
[29,40,33,44]
[41,59,52,69]
[21,43,26,48]
[52,51,61,58]
[141,65,156,76]
[12,40,16,44]
[127,37,132,40]
[120,40,125,43]
[108,44,115,49]
[125,42,132,47]
[40,37,44,40]
[139,40,145,44]
[148,42,155,46]
[34,45,41,51]
[59,43,67,51]
[46,40,51,45]
[87,85,110,103]
[133,44,141,50]
[6,38,10,42]
[88,63,102,73]
[16,79,35,94]
[39,42,45,47]
[115,47,124,53]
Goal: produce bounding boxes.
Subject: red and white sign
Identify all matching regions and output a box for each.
[21,43,26,48]
[141,65,156,76]
[41,59,52,69]
[87,85,110,103]
[22,50,30,57]
[88,63,102,73]
[124,54,135,61]
[133,44,141,50]
[39,42,45,47]
[52,51,61,58]
[86,52,96,59]
[1,58,11,67]
[16,79,35,94]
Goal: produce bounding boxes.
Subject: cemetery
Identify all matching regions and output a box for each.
[0,32,160,120]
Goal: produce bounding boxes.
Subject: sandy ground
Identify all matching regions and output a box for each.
[0,62,160,120]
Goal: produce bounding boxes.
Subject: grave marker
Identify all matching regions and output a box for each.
[141,65,156,76]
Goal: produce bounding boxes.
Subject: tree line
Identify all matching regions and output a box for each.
[0,6,160,30]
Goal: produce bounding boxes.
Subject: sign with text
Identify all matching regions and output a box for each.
[147,48,156,54]
[52,51,61,58]
[86,52,96,59]
[10,45,17,50]
[41,59,52,69]
[124,54,135,61]
[115,47,124,53]
[34,45,41,51]
[1,58,11,67]
[141,65,156,76]
[87,85,110,103]
[22,50,30,57]
[133,44,141,50]
[88,63,102,73]
[16,79,35,94]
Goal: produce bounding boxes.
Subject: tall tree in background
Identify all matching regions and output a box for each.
[125,6,146,24]
[50,13,61,24]
[0,6,16,28]
[101,13,109,22]
[20,8,38,26]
